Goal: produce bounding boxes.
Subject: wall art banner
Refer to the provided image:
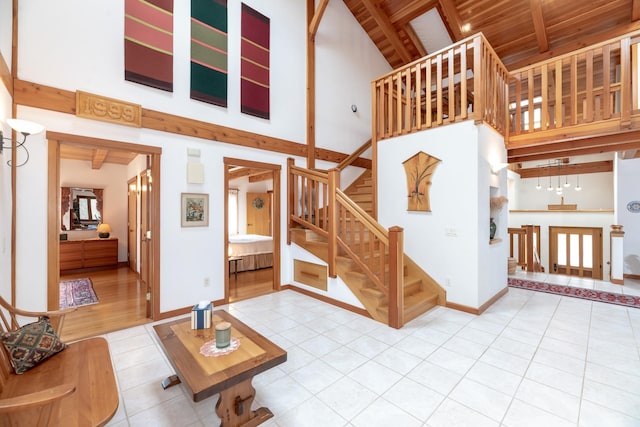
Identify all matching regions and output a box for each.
[124,0,174,92]
[191,0,228,107]
[241,4,270,119]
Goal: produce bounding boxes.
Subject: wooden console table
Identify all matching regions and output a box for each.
[154,310,287,426]
[60,238,118,273]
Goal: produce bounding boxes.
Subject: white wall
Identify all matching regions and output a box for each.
[616,155,640,275]
[231,176,272,236]
[377,121,508,309]
[0,0,11,65]
[8,1,402,312]
[315,0,391,153]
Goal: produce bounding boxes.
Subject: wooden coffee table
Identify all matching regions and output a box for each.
[154,310,287,426]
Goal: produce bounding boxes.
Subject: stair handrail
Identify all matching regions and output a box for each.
[288,159,404,327]
[333,186,404,328]
[336,139,372,171]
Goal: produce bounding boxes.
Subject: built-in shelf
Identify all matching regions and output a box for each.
[489,238,502,245]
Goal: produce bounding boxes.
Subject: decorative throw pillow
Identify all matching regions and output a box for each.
[0,316,67,374]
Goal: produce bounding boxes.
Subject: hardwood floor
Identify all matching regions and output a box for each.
[59,267,149,342]
[60,266,275,341]
[229,267,274,303]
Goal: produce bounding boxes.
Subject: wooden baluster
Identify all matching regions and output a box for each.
[448,48,455,121]
[473,36,484,124]
[415,63,422,130]
[425,58,432,128]
[327,169,338,278]
[527,68,535,131]
[555,59,563,128]
[436,54,443,125]
[541,63,548,130]
[460,42,468,120]
[287,158,294,245]
[620,37,631,127]
[525,225,535,272]
[388,226,404,329]
[585,50,594,122]
[570,56,578,125]
[602,44,611,119]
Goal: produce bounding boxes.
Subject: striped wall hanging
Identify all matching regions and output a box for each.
[124,0,174,92]
[191,0,228,107]
[241,4,270,119]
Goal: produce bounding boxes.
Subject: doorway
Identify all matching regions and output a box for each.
[549,226,603,279]
[224,157,281,303]
[47,132,161,325]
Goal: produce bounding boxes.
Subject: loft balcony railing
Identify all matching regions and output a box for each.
[372,33,510,143]
[509,31,640,145]
[373,30,640,149]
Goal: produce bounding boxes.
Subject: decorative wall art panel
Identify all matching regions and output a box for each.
[191,0,228,107]
[124,0,174,91]
[402,151,441,212]
[241,4,270,119]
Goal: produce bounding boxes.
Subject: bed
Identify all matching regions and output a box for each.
[228,234,273,273]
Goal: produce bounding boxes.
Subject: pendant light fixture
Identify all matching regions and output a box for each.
[575,175,582,191]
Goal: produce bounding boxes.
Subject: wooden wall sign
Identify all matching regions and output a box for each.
[402,151,441,212]
[76,91,142,127]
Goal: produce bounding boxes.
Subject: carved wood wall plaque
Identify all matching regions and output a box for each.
[402,151,441,212]
[76,91,142,127]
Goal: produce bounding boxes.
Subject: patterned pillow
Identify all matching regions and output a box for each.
[0,317,67,374]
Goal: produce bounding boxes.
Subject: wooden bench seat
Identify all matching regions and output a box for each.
[0,297,118,426]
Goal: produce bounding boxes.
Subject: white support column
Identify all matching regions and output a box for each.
[610,225,625,285]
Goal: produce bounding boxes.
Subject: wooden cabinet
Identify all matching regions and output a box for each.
[60,238,118,272]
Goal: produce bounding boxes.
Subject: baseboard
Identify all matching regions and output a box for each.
[281,284,372,319]
[446,286,509,315]
[155,298,226,321]
[624,273,640,280]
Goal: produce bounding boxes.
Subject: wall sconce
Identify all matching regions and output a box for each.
[491,162,509,174]
[0,119,45,167]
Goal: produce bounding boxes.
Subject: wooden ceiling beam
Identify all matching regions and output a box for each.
[91,149,108,170]
[309,0,329,40]
[404,23,428,57]
[633,0,640,21]
[515,160,613,178]
[249,171,273,183]
[530,0,549,53]
[228,166,268,180]
[388,0,436,25]
[437,0,464,42]
[361,0,414,63]
[507,21,640,70]
[509,140,640,163]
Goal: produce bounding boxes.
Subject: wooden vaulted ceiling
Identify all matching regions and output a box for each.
[344,0,640,70]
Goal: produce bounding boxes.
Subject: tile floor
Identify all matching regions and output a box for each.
[103,277,640,426]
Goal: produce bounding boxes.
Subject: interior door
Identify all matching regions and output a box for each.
[127,177,138,273]
[549,226,603,279]
[246,192,271,236]
[140,169,152,317]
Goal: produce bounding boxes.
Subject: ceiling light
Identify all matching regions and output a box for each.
[461,23,471,33]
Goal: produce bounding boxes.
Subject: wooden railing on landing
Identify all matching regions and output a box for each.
[509,31,640,144]
[507,225,542,272]
[372,33,510,143]
[287,159,405,328]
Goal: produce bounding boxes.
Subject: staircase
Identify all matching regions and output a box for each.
[290,169,446,327]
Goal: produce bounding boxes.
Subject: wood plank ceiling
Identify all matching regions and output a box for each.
[344,0,640,70]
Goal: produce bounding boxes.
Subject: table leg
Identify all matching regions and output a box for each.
[215,377,273,427]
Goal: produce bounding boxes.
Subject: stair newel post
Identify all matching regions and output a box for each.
[327,168,340,278]
[287,158,295,245]
[388,226,404,329]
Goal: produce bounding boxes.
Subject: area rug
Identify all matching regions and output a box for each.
[59,278,99,309]
[508,277,640,308]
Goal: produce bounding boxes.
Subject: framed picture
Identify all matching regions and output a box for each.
[181,193,209,227]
